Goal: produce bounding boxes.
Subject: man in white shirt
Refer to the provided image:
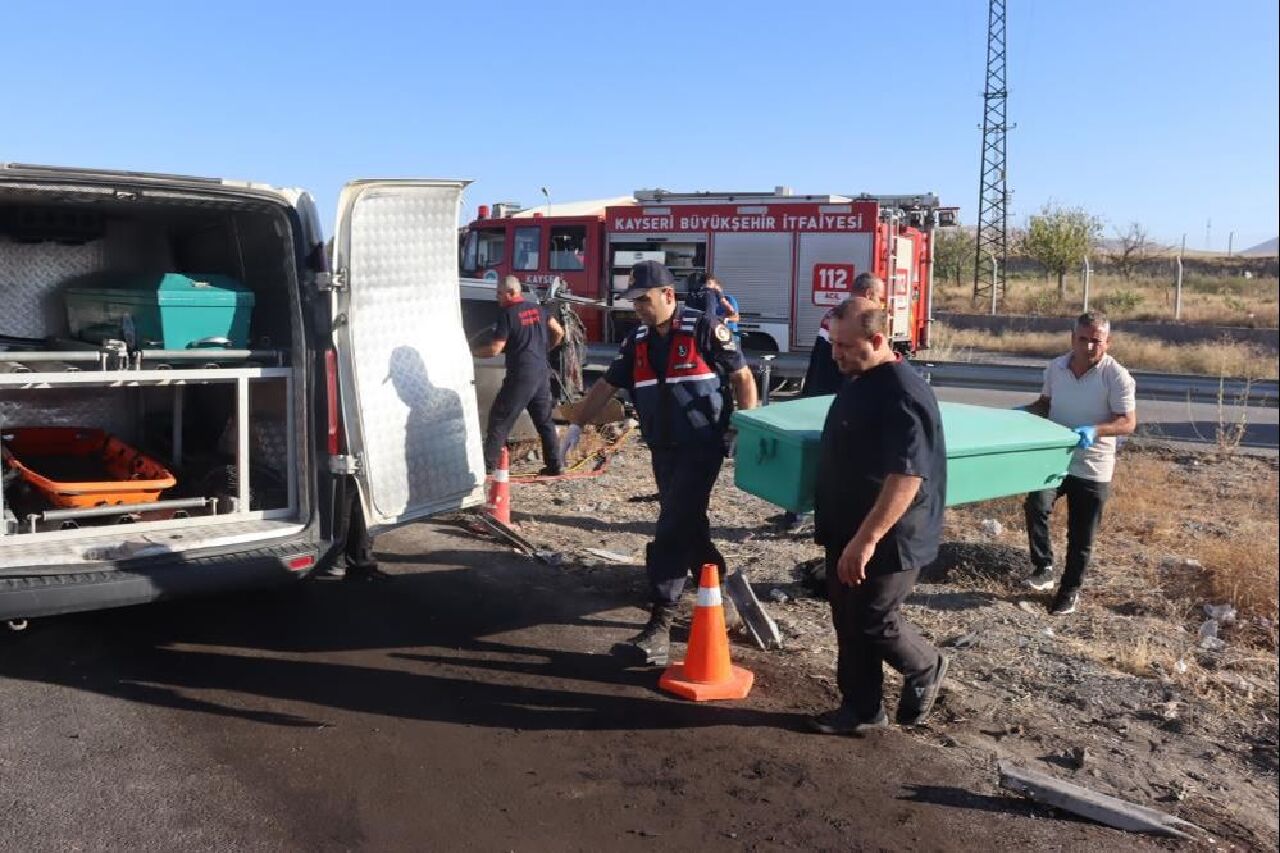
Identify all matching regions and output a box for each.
[1021,312,1137,615]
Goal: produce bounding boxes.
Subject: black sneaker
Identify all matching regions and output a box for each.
[1023,566,1056,591]
[1050,588,1080,615]
[897,654,949,726]
[808,705,889,735]
[537,465,564,477]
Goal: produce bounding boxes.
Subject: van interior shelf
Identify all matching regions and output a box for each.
[1,368,297,540]
[0,346,286,374]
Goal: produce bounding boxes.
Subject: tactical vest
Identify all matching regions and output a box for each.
[631,310,726,447]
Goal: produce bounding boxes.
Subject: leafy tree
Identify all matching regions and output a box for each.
[1021,202,1102,298]
[933,227,975,286]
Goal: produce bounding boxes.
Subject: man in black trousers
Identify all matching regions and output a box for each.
[564,261,758,665]
[473,276,566,476]
[810,296,949,733]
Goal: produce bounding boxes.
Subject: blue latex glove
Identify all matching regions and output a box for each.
[1072,426,1098,449]
[559,424,583,459]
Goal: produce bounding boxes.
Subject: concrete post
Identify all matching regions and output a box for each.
[1175,236,1185,321]
[1082,256,1092,313]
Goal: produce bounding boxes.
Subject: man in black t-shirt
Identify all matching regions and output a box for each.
[810,296,949,734]
[473,276,566,475]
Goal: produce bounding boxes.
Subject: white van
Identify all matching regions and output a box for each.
[0,165,486,623]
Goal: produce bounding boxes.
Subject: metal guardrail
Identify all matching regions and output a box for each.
[918,361,1277,406]
[583,344,1278,406]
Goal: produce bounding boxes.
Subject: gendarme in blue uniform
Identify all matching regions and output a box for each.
[605,308,744,447]
[605,306,746,605]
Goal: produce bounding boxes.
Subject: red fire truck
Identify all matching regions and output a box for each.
[460,188,955,353]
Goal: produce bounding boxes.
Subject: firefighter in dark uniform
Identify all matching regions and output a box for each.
[800,308,845,400]
[563,261,758,665]
[801,273,885,398]
[473,276,566,475]
[783,273,888,531]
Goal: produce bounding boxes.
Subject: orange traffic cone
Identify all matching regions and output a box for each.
[660,564,754,701]
[486,447,511,525]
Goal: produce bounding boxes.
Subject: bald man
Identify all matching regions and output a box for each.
[810,295,948,734]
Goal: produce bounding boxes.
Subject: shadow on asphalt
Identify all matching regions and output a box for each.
[0,537,805,735]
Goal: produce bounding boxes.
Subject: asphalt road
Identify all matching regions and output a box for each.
[930,386,1279,456]
[0,522,1176,853]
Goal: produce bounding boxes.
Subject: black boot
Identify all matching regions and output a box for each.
[614,604,675,666]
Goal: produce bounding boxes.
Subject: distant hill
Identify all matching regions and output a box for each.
[1089,236,1278,259]
[1241,237,1279,257]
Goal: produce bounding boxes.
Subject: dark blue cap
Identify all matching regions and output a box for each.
[623,260,677,297]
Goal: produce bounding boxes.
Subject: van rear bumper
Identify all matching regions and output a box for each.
[0,537,336,621]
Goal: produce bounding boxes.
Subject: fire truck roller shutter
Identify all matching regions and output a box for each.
[793,232,875,349]
[891,236,914,342]
[709,232,793,327]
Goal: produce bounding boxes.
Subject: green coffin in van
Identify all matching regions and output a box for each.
[731,397,1080,512]
[64,273,255,350]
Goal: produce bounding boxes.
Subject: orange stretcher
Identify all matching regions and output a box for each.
[0,427,176,508]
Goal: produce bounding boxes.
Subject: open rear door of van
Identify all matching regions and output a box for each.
[331,179,486,531]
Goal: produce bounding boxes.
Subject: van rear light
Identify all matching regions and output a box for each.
[324,349,341,455]
[286,554,316,572]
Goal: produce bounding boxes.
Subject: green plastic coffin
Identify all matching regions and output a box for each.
[731,397,1080,512]
[64,273,256,350]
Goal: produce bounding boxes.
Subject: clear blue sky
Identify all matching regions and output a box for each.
[4,0,1277,250]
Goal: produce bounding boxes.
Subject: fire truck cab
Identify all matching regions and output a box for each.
[461,188,954,354]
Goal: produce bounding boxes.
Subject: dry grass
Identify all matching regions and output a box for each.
[1197,535,1280,628]
[1064,629,1189,681]
[944,449,1278,714]
[934,273,1280,328]
[947,450,1279,650]
[1107,453,1280,631]
[929,323,1279,378]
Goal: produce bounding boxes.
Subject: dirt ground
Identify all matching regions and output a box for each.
[505,433,1280,851]
[0,521,1183,853]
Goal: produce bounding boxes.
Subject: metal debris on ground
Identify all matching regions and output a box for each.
[998,761,1202,839]
[465,512,562,565]
[724,569,784,651]
[586,548,633,564]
